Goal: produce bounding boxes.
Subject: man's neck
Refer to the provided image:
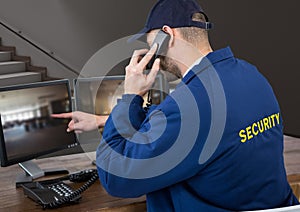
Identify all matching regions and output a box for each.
[180,45,213,77]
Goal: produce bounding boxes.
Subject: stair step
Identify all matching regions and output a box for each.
[0,51,12,62]
[0,61,26,74]
[0,72,42,87]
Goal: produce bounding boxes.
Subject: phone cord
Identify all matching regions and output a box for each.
[146,90,152,109]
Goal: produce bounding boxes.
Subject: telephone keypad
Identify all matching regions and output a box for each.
[48,182,74,197]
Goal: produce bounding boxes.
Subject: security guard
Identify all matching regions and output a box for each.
[94,0,299,211]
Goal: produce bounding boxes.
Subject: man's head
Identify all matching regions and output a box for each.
[130,0,213,78]
[129,0,212,42]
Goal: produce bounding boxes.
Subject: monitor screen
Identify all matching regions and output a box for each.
[74,75,170,152]
[0,80,78,167]
[75,76,125,116]
[74,76,126,152]
[74,74,169,115]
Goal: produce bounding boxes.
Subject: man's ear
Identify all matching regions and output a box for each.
[162,25,175,48]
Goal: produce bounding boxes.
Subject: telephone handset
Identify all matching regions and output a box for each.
[145,30,170,107]
[146,29,170,70]
[21,169,98,209]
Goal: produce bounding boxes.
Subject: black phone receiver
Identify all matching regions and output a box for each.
[145,30,170,108]
[146,30,170,70]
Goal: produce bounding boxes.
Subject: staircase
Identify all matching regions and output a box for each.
[0,37,50,87]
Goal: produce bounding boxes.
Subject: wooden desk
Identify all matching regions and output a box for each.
[284,135,300,200]
[0,153,146,212]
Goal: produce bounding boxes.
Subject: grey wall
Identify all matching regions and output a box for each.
[0,0,156,77]
[0,0,299,136]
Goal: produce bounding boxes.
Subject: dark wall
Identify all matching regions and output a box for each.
[196,0,300,136]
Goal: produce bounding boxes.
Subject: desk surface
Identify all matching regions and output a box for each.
[0,152,146,212]
[1,136,300,212]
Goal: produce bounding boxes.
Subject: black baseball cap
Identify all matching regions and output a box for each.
[128,0,213,42]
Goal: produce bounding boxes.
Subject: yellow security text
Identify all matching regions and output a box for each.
[239,113,280,143]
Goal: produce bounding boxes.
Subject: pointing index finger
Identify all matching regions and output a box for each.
[51,113,72,119]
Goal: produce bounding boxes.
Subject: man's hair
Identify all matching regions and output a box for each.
[177,13,209,46]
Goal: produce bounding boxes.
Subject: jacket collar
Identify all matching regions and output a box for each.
[180,47,234,85]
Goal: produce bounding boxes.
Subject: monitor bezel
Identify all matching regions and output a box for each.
[0,79,78,167]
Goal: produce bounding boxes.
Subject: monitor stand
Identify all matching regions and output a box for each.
[15,160,69,188]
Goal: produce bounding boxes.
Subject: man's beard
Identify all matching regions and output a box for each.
[159,56,182,81]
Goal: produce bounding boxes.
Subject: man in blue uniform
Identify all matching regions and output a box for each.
[55,0,299,211]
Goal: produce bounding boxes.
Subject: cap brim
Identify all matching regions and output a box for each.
[127,27,149,43]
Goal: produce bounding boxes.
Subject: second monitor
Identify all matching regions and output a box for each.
[74,75,169,152]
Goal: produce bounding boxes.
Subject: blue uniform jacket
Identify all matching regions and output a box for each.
[96,47,298,211]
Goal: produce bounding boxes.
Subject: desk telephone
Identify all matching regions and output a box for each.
[21,169,98,209]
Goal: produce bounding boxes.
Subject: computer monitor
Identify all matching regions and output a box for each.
[74,76,125,116]
[0,80,78,184]
[74,74,169,151]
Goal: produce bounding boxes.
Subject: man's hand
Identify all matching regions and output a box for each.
[51,111,109,133]
[124,44,160,96]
